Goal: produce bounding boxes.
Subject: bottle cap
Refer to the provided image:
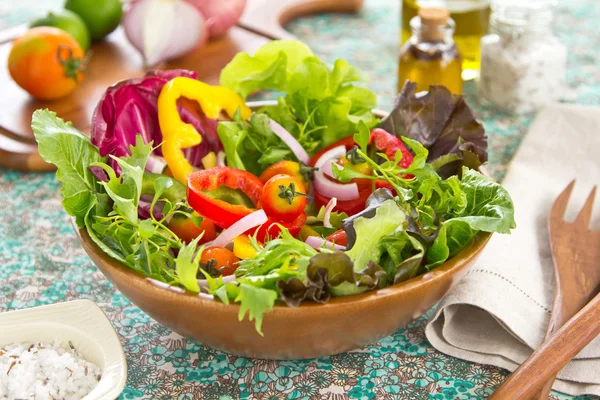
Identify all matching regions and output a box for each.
[418,8,450,41]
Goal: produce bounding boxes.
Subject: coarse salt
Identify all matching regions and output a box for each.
[478,0,567,113]
[0,341,101,400]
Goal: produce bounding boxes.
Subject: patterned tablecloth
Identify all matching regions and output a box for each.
[1,0,599,399]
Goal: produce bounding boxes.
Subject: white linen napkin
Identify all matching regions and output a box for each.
[425,103,600,396]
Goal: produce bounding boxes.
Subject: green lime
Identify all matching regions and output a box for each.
[30,10,91,51]
[65,0,123,41]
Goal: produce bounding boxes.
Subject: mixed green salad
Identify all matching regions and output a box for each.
[32,40,515,334]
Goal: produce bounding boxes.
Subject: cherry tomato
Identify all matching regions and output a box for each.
[259,160,311,191]
[200,246,240,276]
[314,186,373,216]
[8,27,85,100]
[167,214,216,244]
[260,174,307,222]
[337,154,373,190]
[326,230,347,247]
[253,212,307,243]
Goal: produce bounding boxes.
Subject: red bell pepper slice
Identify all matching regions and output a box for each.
[371,128,414,169]
[253,212,307,243]
[188,166,264,229]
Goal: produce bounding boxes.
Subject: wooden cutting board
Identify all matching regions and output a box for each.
[0,0,363,172]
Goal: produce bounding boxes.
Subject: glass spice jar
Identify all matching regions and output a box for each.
[478,0,567,113]
[398,8,463,94]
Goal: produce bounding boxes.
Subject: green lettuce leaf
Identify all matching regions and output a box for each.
[345,199,406,271]
[378,232,425,284]
[451,167,516,234]
[220,40,379,153]
[443,219,478,258]
[217,112,294,175]
[31,109,106,227]
[220,40,315,98]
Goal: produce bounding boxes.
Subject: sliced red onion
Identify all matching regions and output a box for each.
[212,209,267,247]
[314,146,346,169]
[323,198,338,228]
[146,155,167,174]
[321,159,343,179]
[305,236,346,252]
[198,292,215,300]
[146,278,186,293]
[268,119,310,164]
[216,151,226,167]
[313,171,359,201]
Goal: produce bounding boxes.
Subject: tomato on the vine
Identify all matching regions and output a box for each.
[259,174,307,222]
[200,247,240,276]
[8,27,85,100]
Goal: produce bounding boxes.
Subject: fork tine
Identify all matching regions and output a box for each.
[574,186,597,226]
[551,180,576,221]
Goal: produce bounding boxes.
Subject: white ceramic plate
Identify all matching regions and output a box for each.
[0,299,127,399]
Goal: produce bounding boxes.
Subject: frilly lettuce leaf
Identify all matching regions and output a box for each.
[31,110,106,228]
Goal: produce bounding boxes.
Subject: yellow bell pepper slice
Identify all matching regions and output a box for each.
[233,235,258,260]
[158,77,251,184]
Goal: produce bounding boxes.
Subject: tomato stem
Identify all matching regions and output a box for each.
[277,182,309,205]
[56,44,84,83]
[346,146,366,164]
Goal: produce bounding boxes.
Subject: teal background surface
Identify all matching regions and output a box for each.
[0,0,599,398]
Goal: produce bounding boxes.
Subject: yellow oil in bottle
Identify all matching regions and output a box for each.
[401,0,490,80]
[398,8,463,94]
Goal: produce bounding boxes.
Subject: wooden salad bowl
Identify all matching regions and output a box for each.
[75,106,493,359]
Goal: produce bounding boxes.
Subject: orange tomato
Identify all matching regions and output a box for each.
[8,27,85,100]
[168,215,216,244]
[259,160,312,191]
[260,174,307,222]
[200,247,240,276]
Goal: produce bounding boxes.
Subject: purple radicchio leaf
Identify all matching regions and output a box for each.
[91,69,222,174]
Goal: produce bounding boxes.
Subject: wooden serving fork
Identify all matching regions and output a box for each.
[491,180,600,399]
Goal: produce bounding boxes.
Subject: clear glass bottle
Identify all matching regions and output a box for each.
[478,0,567,113]
[398,8,463,94]
[401,0,490,80]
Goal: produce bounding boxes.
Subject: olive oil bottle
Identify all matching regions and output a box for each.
[401,0,490,80]
[398,8,463,94]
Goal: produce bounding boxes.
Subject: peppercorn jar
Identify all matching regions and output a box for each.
[478,0,567,113]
